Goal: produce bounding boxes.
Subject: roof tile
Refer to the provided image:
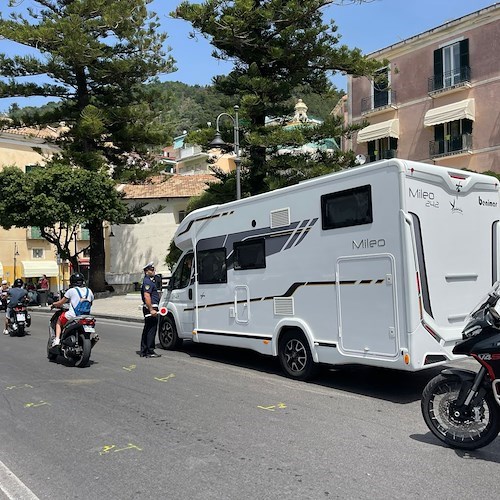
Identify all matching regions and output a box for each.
[118,173,217,200]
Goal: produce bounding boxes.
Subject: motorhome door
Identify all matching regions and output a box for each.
[167,252,195,335]
[337,255,398,358]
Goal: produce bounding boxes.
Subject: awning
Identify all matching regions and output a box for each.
[424,98,475,127]
[0,261,3,277]
[21,261,59,278]
[78,258,90,266]
[357,119,399,143]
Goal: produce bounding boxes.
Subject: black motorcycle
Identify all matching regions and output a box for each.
[7,300,31,336]
[421,282,500,450]
[47,307,99,367]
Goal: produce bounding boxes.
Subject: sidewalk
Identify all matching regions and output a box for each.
[37,294,145,323]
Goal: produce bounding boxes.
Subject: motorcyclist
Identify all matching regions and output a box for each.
[50,272,94,347]
[4,278,28,335]
[0,280,8,311]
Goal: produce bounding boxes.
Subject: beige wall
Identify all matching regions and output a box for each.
[105,197,190,287]
[0,133,62,289]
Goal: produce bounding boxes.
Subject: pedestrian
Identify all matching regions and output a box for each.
[38,274,49,291]
[0,280,9,312]
[37,274,50,306]
[139,262,161,358]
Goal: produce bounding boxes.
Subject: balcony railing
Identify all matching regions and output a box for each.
[368,149,398,163]
[361,90,397,114]
[429,133,472,158]
[428,66,471,93]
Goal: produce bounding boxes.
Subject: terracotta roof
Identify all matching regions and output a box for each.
[118,173,217,200]
[1,125,66,140]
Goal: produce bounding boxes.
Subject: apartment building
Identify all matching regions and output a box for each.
[347,3,500,171]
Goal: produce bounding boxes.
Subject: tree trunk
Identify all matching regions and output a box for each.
[89,218,106,292]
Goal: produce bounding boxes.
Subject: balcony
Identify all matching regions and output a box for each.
[429,133,472,158]
[361,90,397,115]
[428,66,471,96]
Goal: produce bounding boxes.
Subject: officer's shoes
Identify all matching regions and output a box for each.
[146,352,161,358]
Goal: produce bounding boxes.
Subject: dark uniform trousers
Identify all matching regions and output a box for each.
[141,312,158,355]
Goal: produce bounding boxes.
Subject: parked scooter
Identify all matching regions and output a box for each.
[47,306,99,367]
[7,300,31,336]
[421,281,500,450]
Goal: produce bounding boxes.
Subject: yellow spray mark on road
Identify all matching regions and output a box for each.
[154,374,175,382]
[257,402,287,412]
[123,365,137,371]
[99,443,142,456]
[5,384,33,391]
[24,401,50,408]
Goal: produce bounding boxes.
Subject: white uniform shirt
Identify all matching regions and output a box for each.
[64,286,94,319]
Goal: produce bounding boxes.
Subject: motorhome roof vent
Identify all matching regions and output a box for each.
[273,297,294,316]
[270,208,290,228]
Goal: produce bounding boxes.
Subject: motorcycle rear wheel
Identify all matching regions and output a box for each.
[74,334,91,368]
[421,374,500,450]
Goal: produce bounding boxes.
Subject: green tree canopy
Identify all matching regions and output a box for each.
[0,0,175,290]
[0,164,128,272]
[173,0,382,194]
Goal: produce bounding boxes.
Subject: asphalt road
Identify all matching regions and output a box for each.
[1,312,500,500]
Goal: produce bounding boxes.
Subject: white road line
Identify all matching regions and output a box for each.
[0,459,40,500]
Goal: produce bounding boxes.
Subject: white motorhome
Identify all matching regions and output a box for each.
[159,159,500,380]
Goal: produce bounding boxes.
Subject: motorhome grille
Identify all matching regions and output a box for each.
[270,208,290,228]
[274,297,294,316]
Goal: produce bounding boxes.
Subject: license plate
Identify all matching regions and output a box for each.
[16,314,25,321]
[83,325,95,333]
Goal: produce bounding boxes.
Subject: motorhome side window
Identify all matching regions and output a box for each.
[321,185,373,230]
[169,253,193,290]
[198,248,227,284]
[234,239,266,270]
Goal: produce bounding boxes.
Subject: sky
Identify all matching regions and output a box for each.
[0,0,496,112]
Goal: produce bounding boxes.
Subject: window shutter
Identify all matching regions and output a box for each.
[463,119,473,135]
[433,48,443,90]
[459,39,469,81]
[434,124,444,142]
[459,39,469,68]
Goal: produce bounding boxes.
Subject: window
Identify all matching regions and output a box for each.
[234,239,266,270]
[321,185,373,230]
[168,253,194,290]
[197,248,227,284]
[27,226,44,239]
[25,164,37,174]
[432,39,469,91]
[178,210,186,223]
[431,119,472,157]
[367,137,398,162]
[32,248,44,259]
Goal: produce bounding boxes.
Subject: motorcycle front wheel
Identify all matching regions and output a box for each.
[74,334,91,368]
[421,374,500,450]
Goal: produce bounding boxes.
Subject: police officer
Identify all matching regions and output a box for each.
[140,262,161,358]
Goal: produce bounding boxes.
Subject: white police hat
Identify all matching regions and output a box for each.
[143,261,155,271]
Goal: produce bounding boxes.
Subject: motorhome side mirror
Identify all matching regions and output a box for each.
[154,274,163,291]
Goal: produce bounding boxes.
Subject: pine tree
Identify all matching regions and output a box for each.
[0,0,174,291]
[173,0,382,194]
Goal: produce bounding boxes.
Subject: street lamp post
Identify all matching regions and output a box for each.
[13,242,19,280]
[210,105,241,200]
